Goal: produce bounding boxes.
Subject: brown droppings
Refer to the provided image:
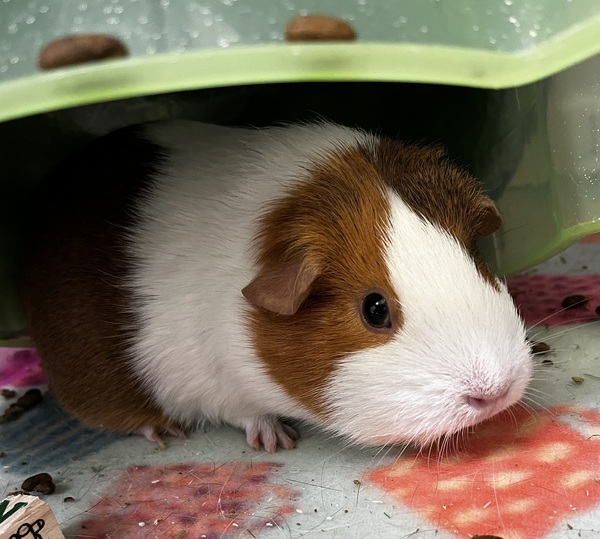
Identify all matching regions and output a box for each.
[531,341,551,355]
[21,472,56,495]
[1,388,16,399]
[542,359,554,365]
[63,496,76,503]
[561,294,589,309]
[571,376,585,384]
[0,390,43,424]
[0,407,22,423]
[38,34,127,70]
[17,388,43,408]
[285,15,356,42]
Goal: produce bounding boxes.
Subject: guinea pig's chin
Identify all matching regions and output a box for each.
[339,405,514,449]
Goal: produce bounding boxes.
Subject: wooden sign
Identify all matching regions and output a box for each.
[0,494,65,539]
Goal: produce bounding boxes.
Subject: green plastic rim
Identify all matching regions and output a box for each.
[501,222,600,277]
[1,11,600,125]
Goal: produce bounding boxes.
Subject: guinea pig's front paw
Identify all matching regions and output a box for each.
[241,415,299,453]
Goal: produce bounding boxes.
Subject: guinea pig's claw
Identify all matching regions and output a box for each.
[243,416,299,453]
[141,426,167,449]
[140,425,186,449]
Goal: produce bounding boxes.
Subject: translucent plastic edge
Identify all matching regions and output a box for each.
[0,14,599,124]
[500,221,600,277]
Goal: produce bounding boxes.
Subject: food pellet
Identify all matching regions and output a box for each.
[38,34,127,70]
[561,294,589,309]
[531,341,551,355]
[16,388,43,408]
[21,472,56,494]
[285,15,357,42]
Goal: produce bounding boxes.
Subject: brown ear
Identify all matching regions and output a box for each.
[242,257,320,316]
[477,198,503,236]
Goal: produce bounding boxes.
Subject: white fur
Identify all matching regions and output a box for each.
[324,190,532,446]
[127,120,370,431]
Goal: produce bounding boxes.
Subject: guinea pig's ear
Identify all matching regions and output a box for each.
[476,197,503,236]
[242,257,320,316]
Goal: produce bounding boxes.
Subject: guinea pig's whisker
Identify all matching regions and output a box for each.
[523,386,554,401]
[389,436,420,469]
[523,385,555,403]
[524,293,598,331]
[516,400,542,420]
[504,406,519,429]
[534,347,577,356]
[521,396,554,418]
[384,444,406,469]
[370,439,396,467]
[529,318,600,342]
[527,373,557,385]
[495,222,533,239]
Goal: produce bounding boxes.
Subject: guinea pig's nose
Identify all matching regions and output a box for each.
[464,387,510,410]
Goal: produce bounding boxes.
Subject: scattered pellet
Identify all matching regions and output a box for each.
[21,472,56,495]
[561,294,589,309]
[531,341,551,355]
[285,15,356,42]
[38,34,127,70]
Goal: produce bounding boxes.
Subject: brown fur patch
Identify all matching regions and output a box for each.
[248,145,401,417]
[371,138,501,286]
[21,127,177,434]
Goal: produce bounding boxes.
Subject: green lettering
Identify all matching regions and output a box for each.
[0,499,28,524]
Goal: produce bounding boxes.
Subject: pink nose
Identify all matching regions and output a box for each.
[465,388,510,410]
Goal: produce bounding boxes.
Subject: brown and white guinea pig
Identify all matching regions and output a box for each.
[21,120,532,452]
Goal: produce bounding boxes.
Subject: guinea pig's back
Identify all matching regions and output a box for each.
[21,125,175,432]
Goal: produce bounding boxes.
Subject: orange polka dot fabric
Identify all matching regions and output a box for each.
[367,405,600,538]
[508,275,600,326]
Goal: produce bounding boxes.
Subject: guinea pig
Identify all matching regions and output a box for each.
[21,120,532,452]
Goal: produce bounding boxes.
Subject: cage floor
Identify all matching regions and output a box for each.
[2,240,600,539]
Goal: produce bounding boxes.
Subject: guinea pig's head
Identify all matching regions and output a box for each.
[242,130,532,448]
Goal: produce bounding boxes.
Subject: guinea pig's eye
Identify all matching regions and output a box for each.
[361,292,392,330]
